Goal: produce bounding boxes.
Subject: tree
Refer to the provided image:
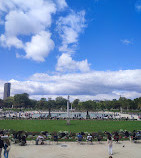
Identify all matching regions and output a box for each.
[36,98,47,109]
[82,100,94,111]
[4,97,14,108]
[72,99,80,109]
[111,99,121,110]
[29,99,37,109]
[0,99,4,107]
[134,97,141,110]
[47,98,56,117]
[55,97,67,109]
[14,93,30,108]
[119,97,130,110]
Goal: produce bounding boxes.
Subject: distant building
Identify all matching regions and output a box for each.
[3,83,11,100]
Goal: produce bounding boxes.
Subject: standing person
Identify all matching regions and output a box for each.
[107,136,113,156]
[0,136,4,158]
[4,139,10,158]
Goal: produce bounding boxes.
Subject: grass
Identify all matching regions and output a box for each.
[0,120,141,132]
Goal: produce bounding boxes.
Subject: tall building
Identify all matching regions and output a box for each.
[3,83,11,100]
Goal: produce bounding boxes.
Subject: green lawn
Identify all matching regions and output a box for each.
[0,120,141,132]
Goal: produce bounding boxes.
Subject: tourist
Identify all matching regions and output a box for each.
[4,139,10,158]
[87,134,92,143]
[125,130,129,138]
[97,134,102,143]
[20,135,26,146]
[114,131,119,143]
[0,136,4,158]
[77,133,83,143]
[132,130,136,143]
[107,136,113,155]
[53,134,58,144]
[36,135,45,145]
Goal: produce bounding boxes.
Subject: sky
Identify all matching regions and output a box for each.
[0,0,141,101]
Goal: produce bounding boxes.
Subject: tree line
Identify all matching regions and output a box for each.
[0,93,141,111]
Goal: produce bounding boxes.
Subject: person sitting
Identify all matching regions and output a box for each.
[53,135,58,144]
[97,134,103,143]
[20,135,26,146]
[125,130,130,138]
[87,134,93,143]
[36,135,45,145]
[114,132,119,143]
[132,131,137,143]
[77,133,83,143]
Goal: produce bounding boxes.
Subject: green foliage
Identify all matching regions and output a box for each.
[3,97,14,108]
[1,93,141,111]
[14,93,30,108]
[0,99,4,107]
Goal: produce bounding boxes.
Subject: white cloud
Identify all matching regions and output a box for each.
[1,69,141,100]
[55,0,68,10]
[57,10,86,53]
[0,80,6,99]
[0,0,88,65]
[0,34,24,48]
[0,0,69,62]
[24,31,54,62]
[29,69,141,97]
[121,39,132,45]
[2,0,56,36]
[56,11,88,72]
[56,53,90,72]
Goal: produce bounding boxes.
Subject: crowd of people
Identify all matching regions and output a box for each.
[0,133,118,158]
[0,129,141,158]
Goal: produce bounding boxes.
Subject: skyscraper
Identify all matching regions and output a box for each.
[3,83,11,100]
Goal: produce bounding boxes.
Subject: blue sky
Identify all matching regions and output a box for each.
[0,0,141,101]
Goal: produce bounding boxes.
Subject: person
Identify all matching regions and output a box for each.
[125,130,129,138]
[21,135,26,146]
[87,134,92,143]
[97,134,102,143]
[4,139,10,158]
[107,136,113,155]
[77,133,83,143]
[132,130,136,143]
[53,135,58,144]
[114,132,119,143]
[36,135,45,145]
[0,136,4,158]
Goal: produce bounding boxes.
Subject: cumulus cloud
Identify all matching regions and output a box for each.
[0,69,141,100]
[0,34,24,48]
[1,0,57,35]
[56,53,90,72]
[24,31,54,62]
[29,69,141,96]
[0,0,68,62]
[55,11,90,72]
[57,10,86,53]
[0,0,89,71]
[55,0,68,10]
